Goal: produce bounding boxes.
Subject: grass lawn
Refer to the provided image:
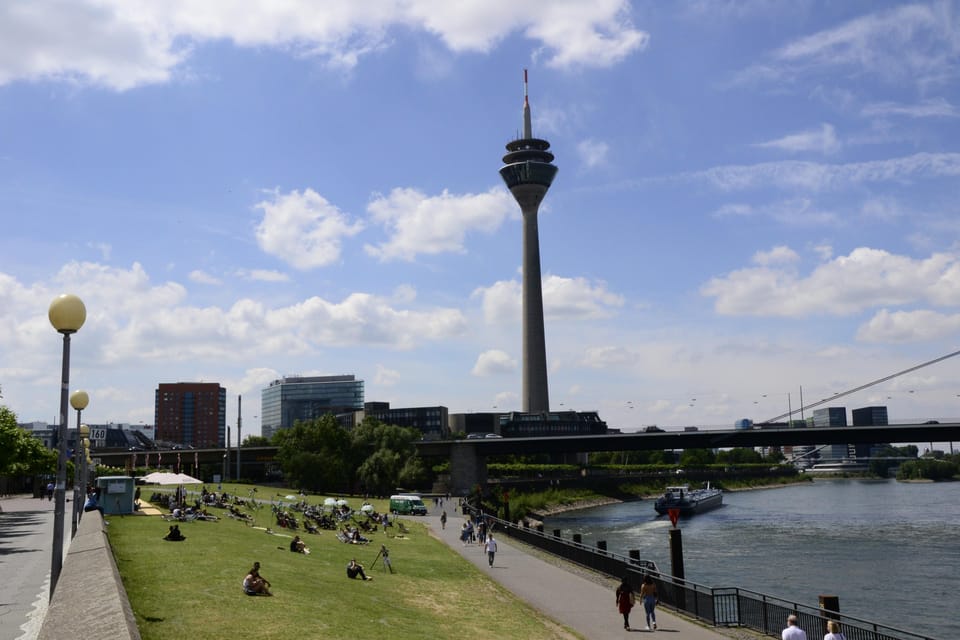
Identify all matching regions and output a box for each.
[109,487,580,640]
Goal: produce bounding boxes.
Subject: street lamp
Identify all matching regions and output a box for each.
[48,293,86,597]
[80,432,90,508]
[73,421,90,536]
[70,389,89,538]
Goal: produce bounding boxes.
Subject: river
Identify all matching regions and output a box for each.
[542,479,959,640]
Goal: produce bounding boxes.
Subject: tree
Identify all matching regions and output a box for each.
[716,448,763,464]
[0,406,56,478]
[351,418,424,494]
[274,415,352,492]
[241,435,270,448]
[679,448,716,466]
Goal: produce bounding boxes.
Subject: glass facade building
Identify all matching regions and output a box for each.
[261,375,364,439]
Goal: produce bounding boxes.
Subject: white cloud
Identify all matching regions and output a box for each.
[713,199,838,226]
[364,187,514,262]
[860,197,902,222]
[581,345,639,369]
[87,242,112,260]
[735,3,958,88]
[189,269,221,285]
[856,309,960,343]
[752,246,799,266]
[695,153,960,193]
[755,123,840,155]
[374,364,401,386]
[254,188,364,270]
[702,248,960,318]
[812,244,833,261]
[577,138,610,168]
[236,269,290,283]
[472,349,517,376]
[862,98,960,119]
[0,0,647,90]
[474,274,624,324]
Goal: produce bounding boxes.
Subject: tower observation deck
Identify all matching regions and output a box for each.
[499,70,557,413]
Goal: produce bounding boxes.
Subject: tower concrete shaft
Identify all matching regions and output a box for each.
[499,71,557,413]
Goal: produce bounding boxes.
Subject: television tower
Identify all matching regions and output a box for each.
[499,70,558,413]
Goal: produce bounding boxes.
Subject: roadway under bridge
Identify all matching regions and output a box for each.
[93,423,960,495]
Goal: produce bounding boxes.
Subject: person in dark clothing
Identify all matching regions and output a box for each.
[346,559,371,580]
[615,577,635,630]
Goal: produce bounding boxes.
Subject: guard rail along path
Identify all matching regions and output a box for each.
[38,510,140,640]
[464,505,941,640]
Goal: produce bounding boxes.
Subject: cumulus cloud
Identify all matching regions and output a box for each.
[254,188,364,270]
[364,187,514,262]
[472,349,517,376]
[189,269,221,285]
[0,262,467,380]
[857,309,960,343]
[0,1,647,90]
[236,269,290,283]
[474,274,624,324]
[752,246,799,266]
[755,123,840,155]
[581,345,639,368]
[702,248,960,317]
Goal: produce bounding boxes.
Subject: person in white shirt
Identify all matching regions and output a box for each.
[782,614,807,640]
[484,534,498,567]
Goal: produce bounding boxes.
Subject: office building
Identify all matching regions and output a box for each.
[362,402,449,440]
[851,405,888,458]
[261,375,364,439]
[813,406,848,460]
[155,383,227,448]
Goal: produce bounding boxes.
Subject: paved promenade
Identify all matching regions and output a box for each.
[422,501,734,639]
[0,495,70,640]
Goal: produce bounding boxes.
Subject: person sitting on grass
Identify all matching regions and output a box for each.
[289,535,309,554]
[243,563,272,596]
[163,524,185,541]
[346,559,372,581]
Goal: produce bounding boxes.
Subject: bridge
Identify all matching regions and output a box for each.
[92,422,960,494]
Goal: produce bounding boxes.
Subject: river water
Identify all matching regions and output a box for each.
[542,479,959,640]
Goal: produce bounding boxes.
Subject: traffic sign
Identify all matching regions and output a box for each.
[668,508,680,527]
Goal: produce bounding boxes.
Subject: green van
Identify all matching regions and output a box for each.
[389,494,428,515]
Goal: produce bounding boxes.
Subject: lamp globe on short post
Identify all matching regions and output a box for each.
[48,293,86,598]
[83,441,91,505]
[70,392,89,537]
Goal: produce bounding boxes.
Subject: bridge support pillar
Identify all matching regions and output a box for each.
[449,442,488,495]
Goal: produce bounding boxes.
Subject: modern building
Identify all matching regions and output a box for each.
[155,382,227,448]
[260,375,364,439]
[813,406,848,460]
[851,405,889,458]
[499,70,558,413]
[361,402,449,440]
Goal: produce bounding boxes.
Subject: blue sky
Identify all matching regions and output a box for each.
[2,1,960,442]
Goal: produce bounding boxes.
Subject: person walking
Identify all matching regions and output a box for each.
[440,510,447,530]
[615,577,635,630]
[782,614,807,640]
[484,533,498,567]
[823,620,845,640]
[639,574,659,630]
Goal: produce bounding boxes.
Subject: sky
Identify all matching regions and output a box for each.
[2,1,960,444]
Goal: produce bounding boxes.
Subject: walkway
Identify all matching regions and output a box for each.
[420,500,733,639]
[0,495,70,640]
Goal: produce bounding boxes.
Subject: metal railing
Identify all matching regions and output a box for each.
[466,507,939,640]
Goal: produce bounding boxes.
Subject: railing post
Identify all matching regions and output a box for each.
[553,529,561,538]
[597,540,607,552]
[573,533,582,544]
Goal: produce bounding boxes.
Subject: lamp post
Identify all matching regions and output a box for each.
[81,436,90,507]
[48,293,86,597]
[70,392,89,538]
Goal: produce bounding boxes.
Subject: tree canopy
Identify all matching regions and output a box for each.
[0,406,57,477]
[273,415,426,494]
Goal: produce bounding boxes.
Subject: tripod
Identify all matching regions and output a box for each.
[370,544,393,573]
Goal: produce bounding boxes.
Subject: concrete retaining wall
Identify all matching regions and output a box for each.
[39,511,140,640]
